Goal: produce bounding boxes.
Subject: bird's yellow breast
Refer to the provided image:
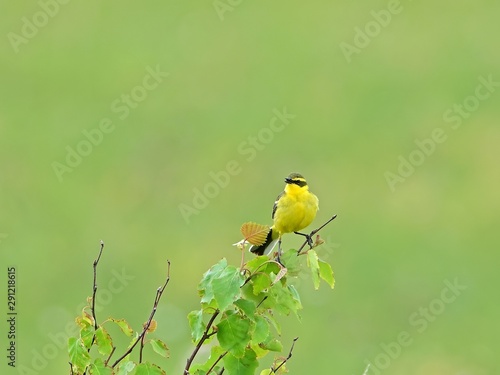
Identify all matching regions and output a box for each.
[273,184,319,235]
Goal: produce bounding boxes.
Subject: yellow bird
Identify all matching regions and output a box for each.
[249,173,319,255]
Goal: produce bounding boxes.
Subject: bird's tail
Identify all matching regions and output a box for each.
[249,227,279,256]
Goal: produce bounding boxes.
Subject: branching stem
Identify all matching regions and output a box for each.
[206,351,228,374]
[88,241,105,351]
[111,261,171,368]
[271,337,299,373]
[297,215,337,255]
[91,241,105,329]
[184,310,220,374]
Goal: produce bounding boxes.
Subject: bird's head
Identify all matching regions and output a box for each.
[284,173,308,189]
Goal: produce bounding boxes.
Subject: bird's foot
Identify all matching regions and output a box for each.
[294,231,314,249]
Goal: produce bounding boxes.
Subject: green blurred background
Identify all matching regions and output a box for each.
[1,1,499,374]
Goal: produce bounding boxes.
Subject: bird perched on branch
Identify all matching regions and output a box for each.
[249,173,319,255]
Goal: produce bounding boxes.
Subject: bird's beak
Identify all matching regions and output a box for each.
[285,177,292,184]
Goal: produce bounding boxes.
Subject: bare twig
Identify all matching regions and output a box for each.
[111,261,171,368]
[69,362,74,375]
[91,241,105,330]
[271,337,299,373]
[139,328,147,363]
[88,241,105,352]
[297,215,337,255]
[184,310,220,374]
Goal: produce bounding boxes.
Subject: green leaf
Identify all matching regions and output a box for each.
[188,310,205,342]
[234,299,256,320]
[252,316,269,344]
[279,249,301,277]
[116,361,136,375]
[260,370,273,375]
[111,318,134,337]
[190,345,226,374]
[307,249,321,290]
[68,337,91,374]
[199,259,228,306]
[251,273,273,295]
[80,323,94,349]
[245,256,270,273]
[260,336,282,352]
[267,279,302,318]
[263,312,281,335]
[318,259,335,289]
[212,265,245,311]
[150,339,170,358]
[133,362,166,375]
[287,284,301,306]
[223,348,258,375]
[95,326,113,356]
[217,314,252,357]
[89,358,112,375]
[251,342,269,358]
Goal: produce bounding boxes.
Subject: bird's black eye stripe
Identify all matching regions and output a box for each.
[291,179,307,187]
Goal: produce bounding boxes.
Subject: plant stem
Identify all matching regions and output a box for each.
[184,310,220,374]
[297,215,337,255]
[271,337,299,373]
[111,261,171,368]
[206,351,228,374]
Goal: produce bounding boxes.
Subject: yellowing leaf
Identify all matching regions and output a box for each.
[111,318,134,337]
[95,326,113,356]
[68,337,91,374]
[150,339,170,358]
[313,234,325,248]
[240,222,271,246]
[133,362,166,375]
[145,319,157,333]
[272,267,287,285]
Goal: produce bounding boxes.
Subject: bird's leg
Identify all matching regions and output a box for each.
[294,231,314,249]
[276,237,283,264]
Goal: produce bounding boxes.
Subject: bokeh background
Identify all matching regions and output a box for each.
[1,1,499,374]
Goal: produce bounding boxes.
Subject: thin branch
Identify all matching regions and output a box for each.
[217,368,225,375]
[297,215,337,255]
[271,337,299,373]
[111,260,171,368]
[91,241,105,330]
[206,351,228,374]
[139,325,147,363]
[88,241,105,351]
[184,310,220,375]
[239,240,247,270]
[104,346,116,366]
[69,362,74,375]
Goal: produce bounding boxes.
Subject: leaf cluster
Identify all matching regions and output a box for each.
[186,247,334,375]
[69,305,169,374]
[68,215,337,375]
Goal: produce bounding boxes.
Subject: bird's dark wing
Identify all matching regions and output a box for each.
[272,191,284,219]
